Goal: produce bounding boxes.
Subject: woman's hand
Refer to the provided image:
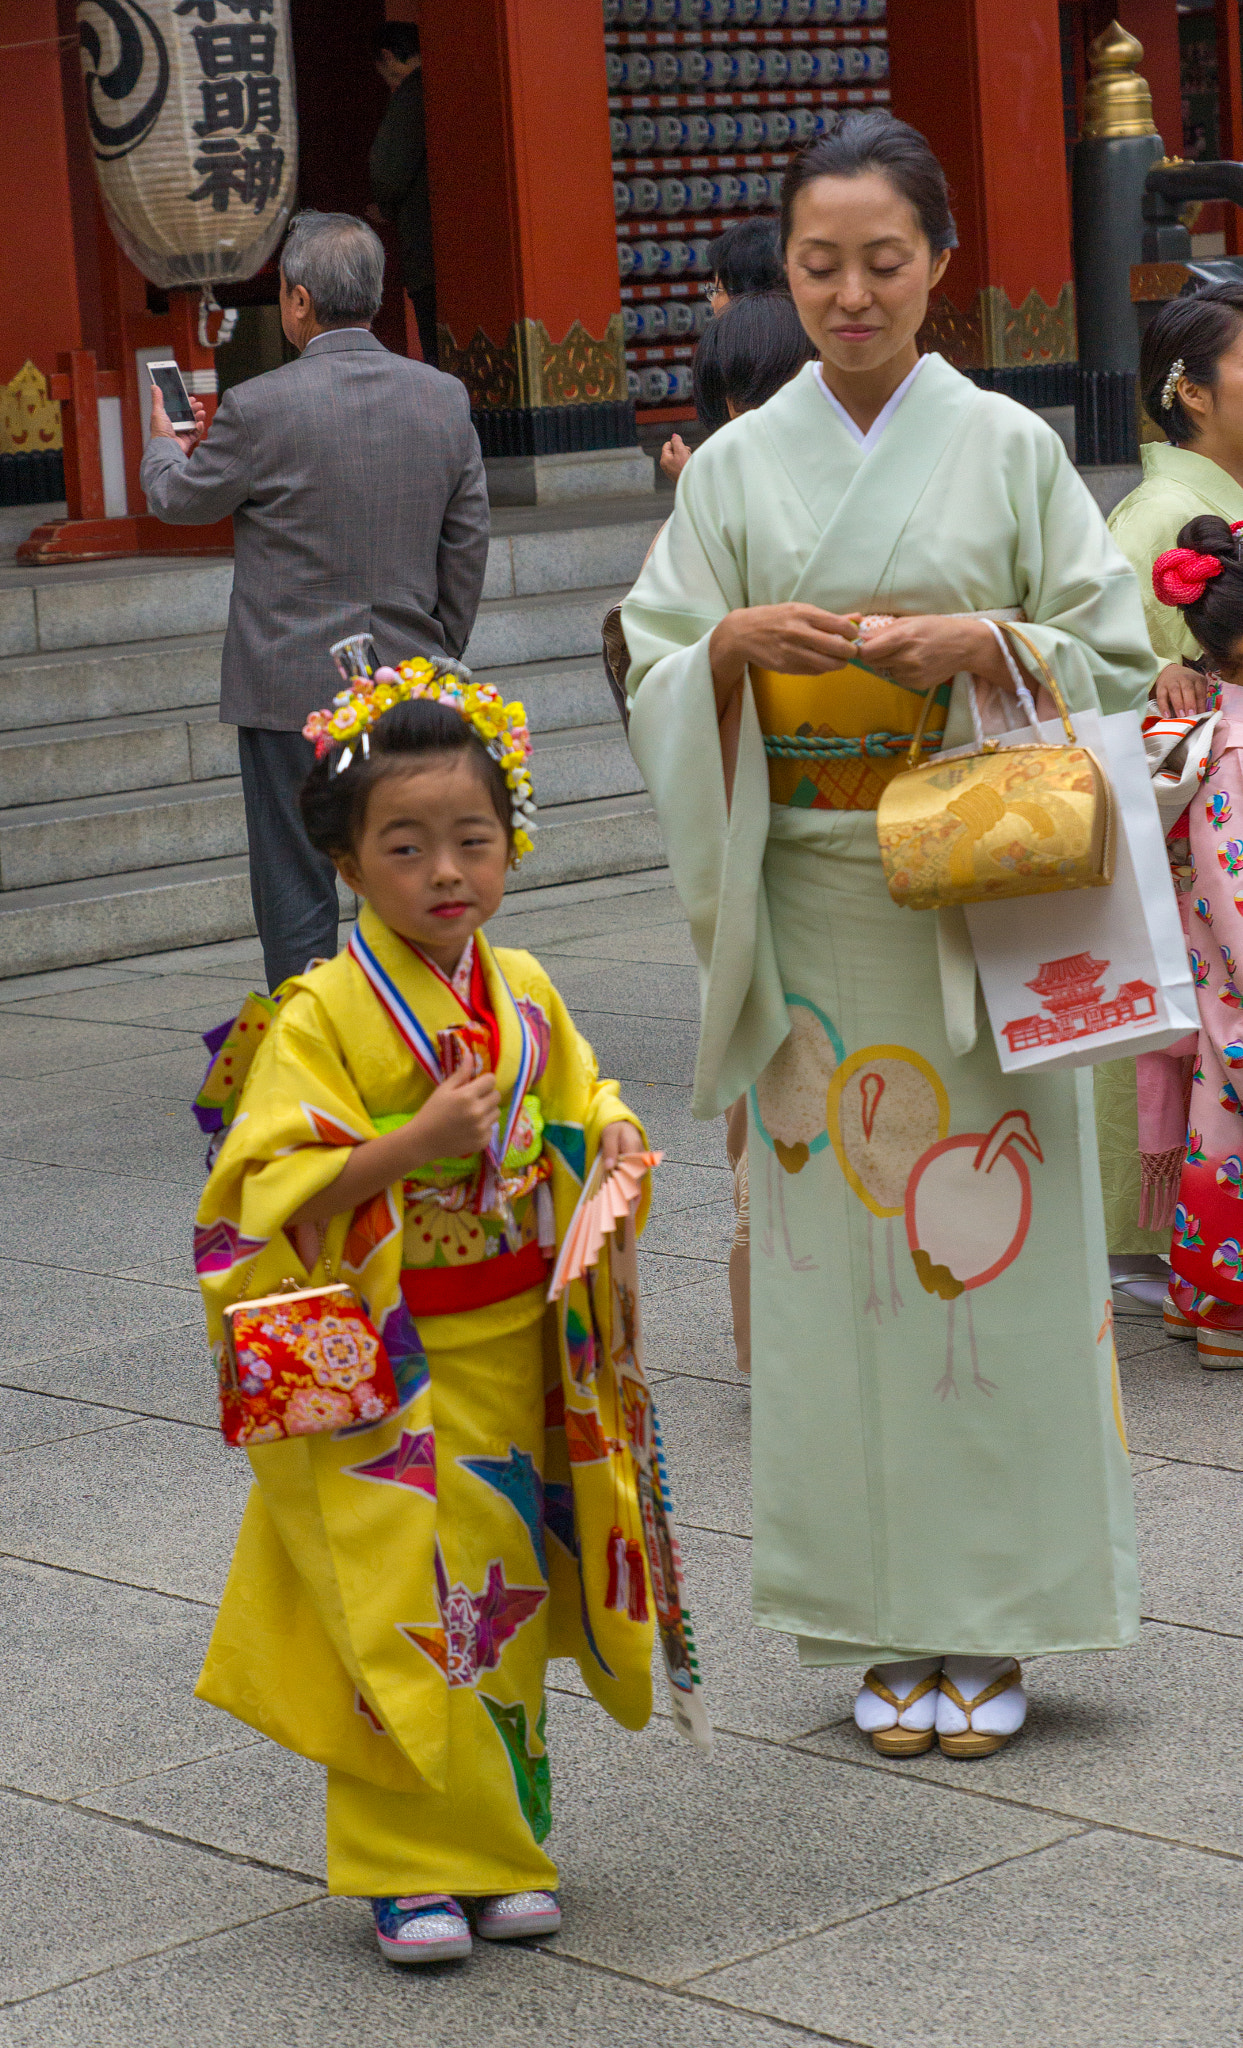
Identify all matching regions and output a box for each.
[660,433,692,483]
[599,1119,645,1172]
[1154,663,1208,718]
[708,603,862,714]
[856,614,1010,696]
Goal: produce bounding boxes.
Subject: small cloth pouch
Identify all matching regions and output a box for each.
[220,1280,400,1446]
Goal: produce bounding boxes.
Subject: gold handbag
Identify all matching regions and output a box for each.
[875,621,1115,911]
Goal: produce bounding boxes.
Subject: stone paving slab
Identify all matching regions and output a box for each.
[0,1557,248,1800]
[691,1829,1243,2048]
[535,1695,1079,1988]
[0,1316,213,1427]
[1119,1334,1243,1470]
[802,1619,1243,1856]
[0,1160,193,1276]
[0,1417,247,1602]
[1130,1460,1243,1635]
[0,870,1239,2044]
[0,1790,315,2009]
[0,1909,829,2048]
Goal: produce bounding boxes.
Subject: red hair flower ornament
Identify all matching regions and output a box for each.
[1152,549,1226,607]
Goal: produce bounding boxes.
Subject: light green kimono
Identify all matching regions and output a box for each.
[1097,440,1243,1253]
[623,354,1157,1663]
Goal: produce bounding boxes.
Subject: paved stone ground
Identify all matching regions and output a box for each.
[0,870,1239,2047]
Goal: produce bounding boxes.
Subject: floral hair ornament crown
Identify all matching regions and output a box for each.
[303,635,537,862]
[1152,523,1243,609]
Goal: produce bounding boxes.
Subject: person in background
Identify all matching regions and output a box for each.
[608,292,814,1374]
[1095,286,1243,1307]
[140,210,488,993]
[370,21,438,367]
[661,217,787,482]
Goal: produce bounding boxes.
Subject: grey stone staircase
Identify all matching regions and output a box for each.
[0,502,666,976]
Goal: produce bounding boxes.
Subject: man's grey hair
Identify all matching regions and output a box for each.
[281,211,385,323]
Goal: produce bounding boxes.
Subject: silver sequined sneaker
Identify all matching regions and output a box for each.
[371,1893,472,1964]
[473,1890,562,1941]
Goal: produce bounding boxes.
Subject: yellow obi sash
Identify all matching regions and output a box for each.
[750,662,951,812]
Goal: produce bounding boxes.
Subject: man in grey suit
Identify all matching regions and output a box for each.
[141,210,490,990]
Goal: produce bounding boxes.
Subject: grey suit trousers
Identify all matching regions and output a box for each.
[237,730,345,991]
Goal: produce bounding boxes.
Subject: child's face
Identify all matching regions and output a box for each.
[336,756,510,968]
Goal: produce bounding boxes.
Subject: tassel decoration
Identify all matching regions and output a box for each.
[625,1538,648,1622]
[605,1525,629,1612]
[536,1181,556,1252]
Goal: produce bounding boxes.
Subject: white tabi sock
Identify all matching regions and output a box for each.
[936,1654,1027,1737]
[853,1656,943,1733]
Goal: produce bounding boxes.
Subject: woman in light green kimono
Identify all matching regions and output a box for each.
[622,112,1158,1760]
[1098,286,1243,1266]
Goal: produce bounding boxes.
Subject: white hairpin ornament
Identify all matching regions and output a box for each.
[1161,357,1186,412]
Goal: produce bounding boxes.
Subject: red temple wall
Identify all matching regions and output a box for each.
[0,0,83,383]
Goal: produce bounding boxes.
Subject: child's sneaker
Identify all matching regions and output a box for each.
[372,1894,472,1963]
[474,1890,562,1940]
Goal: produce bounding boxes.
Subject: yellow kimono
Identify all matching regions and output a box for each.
[194,904,652,1898]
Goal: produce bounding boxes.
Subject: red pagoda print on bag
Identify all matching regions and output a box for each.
[1002,952,1157,1053]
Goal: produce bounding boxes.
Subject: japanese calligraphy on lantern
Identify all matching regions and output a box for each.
[77,0,298,290]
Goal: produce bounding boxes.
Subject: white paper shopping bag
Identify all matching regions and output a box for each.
[961,706,1197,1074]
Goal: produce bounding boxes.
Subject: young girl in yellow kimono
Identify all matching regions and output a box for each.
[193,652,653,1965]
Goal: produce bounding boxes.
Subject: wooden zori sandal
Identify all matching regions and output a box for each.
[857,1667,940,1756]
[936,1661,1023,1758]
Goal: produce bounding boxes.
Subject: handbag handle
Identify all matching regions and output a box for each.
[903,619,1076,770]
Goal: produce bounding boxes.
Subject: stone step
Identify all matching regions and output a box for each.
[0,714,640,889]
[0,511,660,657]
[0,708,234,810]
[0,777,245,891]
[0,639,616,738]
[464,584,624,673]
[0,793,664,978]
[0,632,223,733]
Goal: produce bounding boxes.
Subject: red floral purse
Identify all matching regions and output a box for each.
[219,1281,400,1448]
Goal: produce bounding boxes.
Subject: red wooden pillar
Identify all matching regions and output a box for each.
[1218,0,1243,255]
[419,0,628,445]
[888,0,1075,375]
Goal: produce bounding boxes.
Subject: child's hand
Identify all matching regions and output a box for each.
[599,1119,645,1172]
[1154,663,1208,718]
[406,1064,501,1164]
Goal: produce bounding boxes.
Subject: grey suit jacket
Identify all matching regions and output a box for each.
[139,330,490,730]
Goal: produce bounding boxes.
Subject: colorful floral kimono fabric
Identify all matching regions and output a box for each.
[194,905,652,1897]
[622,354,1150,1663]
[1169,679,1243,1328]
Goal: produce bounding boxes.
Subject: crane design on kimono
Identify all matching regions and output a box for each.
[750,995,844,1271]
[825,1044,950,1320]
[904,1109,1044,1399]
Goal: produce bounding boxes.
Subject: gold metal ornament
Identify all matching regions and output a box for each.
[1080,21,1157,141]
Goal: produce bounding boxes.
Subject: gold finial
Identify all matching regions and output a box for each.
[1081,20,1156,140]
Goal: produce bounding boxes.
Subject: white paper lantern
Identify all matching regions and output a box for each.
[77,0,298,290]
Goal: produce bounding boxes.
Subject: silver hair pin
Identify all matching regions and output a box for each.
[1161,357,1186,411]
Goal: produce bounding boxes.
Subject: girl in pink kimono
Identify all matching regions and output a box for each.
[1155,514,1243,1365]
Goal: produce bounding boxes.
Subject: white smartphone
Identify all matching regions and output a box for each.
[146,359,197,429]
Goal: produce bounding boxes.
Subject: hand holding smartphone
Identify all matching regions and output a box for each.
[147,361,205,448]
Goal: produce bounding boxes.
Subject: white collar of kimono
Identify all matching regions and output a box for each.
[812,353,928,451]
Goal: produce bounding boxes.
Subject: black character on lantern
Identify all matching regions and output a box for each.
[188,132,285,213]
[176,1,273,23]
[190,23,277,76]
[194,75,282,136]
